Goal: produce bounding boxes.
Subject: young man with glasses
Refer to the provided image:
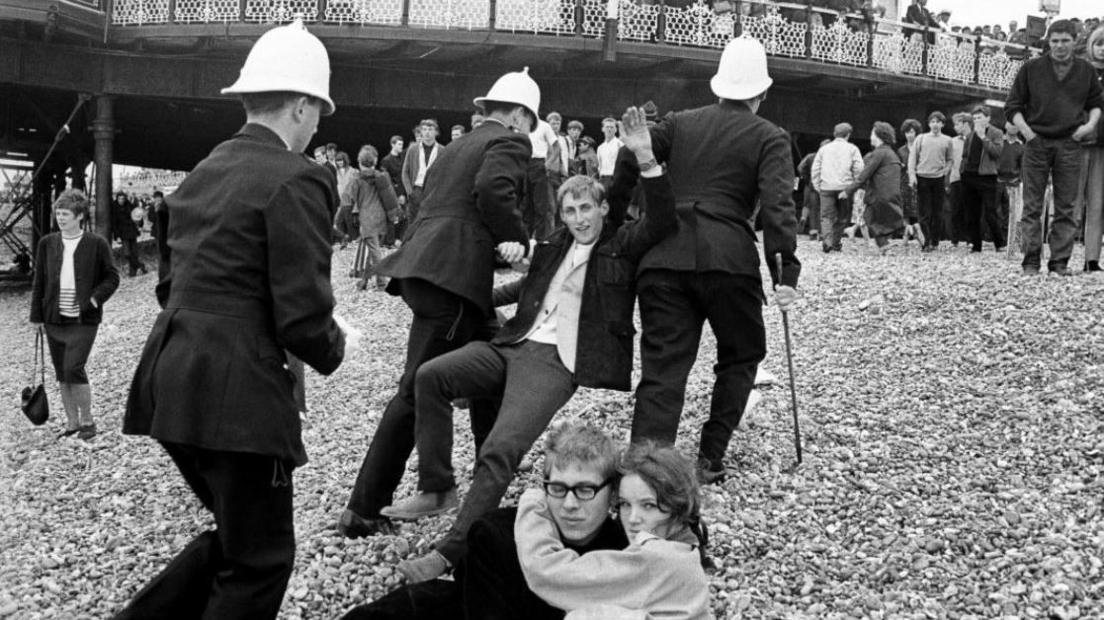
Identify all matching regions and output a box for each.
[340,424,626,619]
[379,106,676,583]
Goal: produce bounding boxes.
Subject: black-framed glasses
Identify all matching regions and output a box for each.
[542,479,612,501]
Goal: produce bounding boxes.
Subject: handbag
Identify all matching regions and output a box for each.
[20,327,49,426]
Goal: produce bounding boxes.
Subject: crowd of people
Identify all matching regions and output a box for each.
[905,0,1103,51]
[22,12,1101,620]
[797,19,1103,274]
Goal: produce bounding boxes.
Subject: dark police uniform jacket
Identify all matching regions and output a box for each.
[492,175,676,391]
[124,123,345,467]
[610,101,801,294]
[377,119,530,316]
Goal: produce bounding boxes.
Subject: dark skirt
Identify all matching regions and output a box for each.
[44,320,99,384]
[864,198,906,238]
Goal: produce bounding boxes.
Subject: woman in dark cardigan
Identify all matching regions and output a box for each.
[841,121,906,252]
[30,190,120,440]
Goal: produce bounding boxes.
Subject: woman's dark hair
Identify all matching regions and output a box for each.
[617,441,700,528]
[53,189,90,220]
[899,118,923,136]
[872,121,896,146]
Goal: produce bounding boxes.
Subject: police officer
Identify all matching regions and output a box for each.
[117,21,349,619]
[339,68,536,541]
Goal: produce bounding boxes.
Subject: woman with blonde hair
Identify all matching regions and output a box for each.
[515,441,712,619]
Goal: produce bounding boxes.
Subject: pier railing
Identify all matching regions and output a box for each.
[106,0,1037,91]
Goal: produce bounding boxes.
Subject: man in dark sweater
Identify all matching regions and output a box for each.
[379,135,406,246]
[1006,19,1103,275]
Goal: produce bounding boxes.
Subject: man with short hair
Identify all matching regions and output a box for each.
[450,124,465,141]
[596,117,622,192]
[384,107,674,582]
[947,112,969,246]
[380,135,407,246]
[908,111,955,251]
[611,37,799,484]
[566,119,583,164]
[812,122,864,252]
[118,21,348,618]
[339,68,537,542]
[1006,19,1103,275]
[339,424,627,620]
[333,150,358,250]
[401,119,445,225]
[471,111,485,131]
[526,116,560,238]
[545,111,571,205]
[960,105,1006,253]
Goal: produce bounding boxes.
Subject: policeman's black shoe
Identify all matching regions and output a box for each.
[337,509,396,538]
[1085,260,1101,272]
[696,458,726,485]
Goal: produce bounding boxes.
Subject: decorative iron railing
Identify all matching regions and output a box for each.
[109,0,1038,91]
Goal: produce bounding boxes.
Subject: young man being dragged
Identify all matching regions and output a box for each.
[378,104,676,582]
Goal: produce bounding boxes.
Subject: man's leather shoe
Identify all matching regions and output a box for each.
[397,551,451,583]
[380,488,458,521]
[337,509,396,538]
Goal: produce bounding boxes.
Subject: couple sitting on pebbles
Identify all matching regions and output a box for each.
[342,424,713,620]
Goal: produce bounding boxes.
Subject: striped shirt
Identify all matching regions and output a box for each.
[59,234,82,318]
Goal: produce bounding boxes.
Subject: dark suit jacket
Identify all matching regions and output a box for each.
[125,123,345,466]
[492,175,676,391]
[30,232,119,325]
[959,126,1005,177]
[378,120,529,316]
[112,199,140,241]
[610,101,801,293]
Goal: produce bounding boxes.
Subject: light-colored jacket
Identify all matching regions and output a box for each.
[514,489,713,620]
[812,138,864,192]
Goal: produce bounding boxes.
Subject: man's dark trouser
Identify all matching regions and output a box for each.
[459,513,567,620]
[346,278,498,519]
[121,237,142,274]
[631,270,766,468]
[406,187,425,231]
[961,173,1004,252]
[114,443,295,620]
[916,176,945,247]
[524,158,554,239]
[415,340,576,563]
[1021,136,1082,269]
[946,180,966,243]
[334,204,358,242]
[547,170,565,228]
